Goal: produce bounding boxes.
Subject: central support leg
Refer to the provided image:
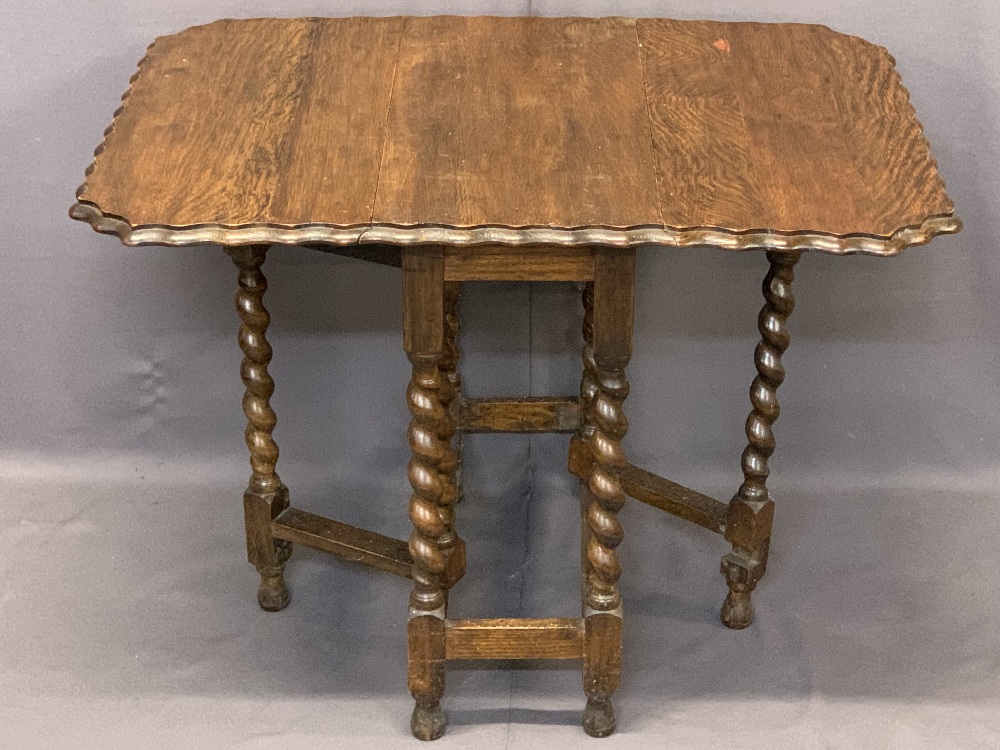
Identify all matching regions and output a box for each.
[226,246,291,612]
[578,282,599,606]
[437,282,465,589]
[721,250,800,629]
[582,249,634,738]
[403,248,452,741]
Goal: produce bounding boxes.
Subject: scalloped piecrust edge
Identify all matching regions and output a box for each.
[68,201,962,256]
[74,37,157,204]
[70,20,962,257]
[872,38,957,228]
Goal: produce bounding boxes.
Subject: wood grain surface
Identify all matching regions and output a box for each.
[78,17,402,229]
[445,618,584,660]
[443,245,595,281]
[373,16,659,230]
[72,16,959,254]
[271,507,413,578]
[460,397,581,433]
[637,19,954,236]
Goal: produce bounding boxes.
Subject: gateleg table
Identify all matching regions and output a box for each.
[70,16,959,740]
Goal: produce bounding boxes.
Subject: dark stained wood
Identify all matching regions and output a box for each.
[578,283,598,609]
[568,438,727,533]
[80,18,402,230]
[445,618,584,660]
[227,246,291,612]
[619,465,726,534]
[408,616,447,740]
[461,397,580,434]
[402,247,454,739]
[73,16,958,254]
[577,248,632,737]
[583,613,622,738]
[373,16,660,230]
[434,281,465,588]
[721,251,799,630]
[636,19,766,231]
[441,538,466,590]
[444,246,595,282]
[567,436,589,479]
[592,249,634,372]
[69,14,966,741]
[402,247,444,359]
[441,283,465,508]
[637,19,954,236]
[271,507,413,578]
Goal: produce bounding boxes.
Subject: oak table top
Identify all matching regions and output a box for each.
[71,16,959,255]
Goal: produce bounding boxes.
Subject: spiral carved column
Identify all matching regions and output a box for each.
[721,250,800,629]
[586,370,629,613]
[579,282,599,442]
[436,282,463,578]
[441,282,463,400]
[406,361,450,741]
[402,248,452,741]
[407,363,449,613]
[582,249,633,739]
[227,246,291,613]
[578,282,599,606]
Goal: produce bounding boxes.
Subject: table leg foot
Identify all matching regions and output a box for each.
[583,697,616,738]
[411,701,447,741]
[720,593,753,630]
[720,552,759,629]
[256,562,290,612]
[254,523,291,611]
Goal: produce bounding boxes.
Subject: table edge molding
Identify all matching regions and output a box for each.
[69,200,961,256]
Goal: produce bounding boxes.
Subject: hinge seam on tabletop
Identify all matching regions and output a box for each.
[365,18,407,243]
[634,20,666,231]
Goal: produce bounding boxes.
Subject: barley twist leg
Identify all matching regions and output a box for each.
[403,249,451,741]
[227,246,291,612]
[721,250,800,629]
[436,283,464,586]
[578,282,599,605]
[406,361,450,740]
[582,250,633,738]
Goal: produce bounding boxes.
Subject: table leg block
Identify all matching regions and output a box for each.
[442,537,466,590]
[409,615,447,741]
[243,485,291,611]
[583,613,622,738]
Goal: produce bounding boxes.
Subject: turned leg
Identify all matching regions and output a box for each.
[437,282,465,589]
[578,282,599,605]
[720,250,800,629]
[226,245,291,612]
[582,250,633,738]
[403,248,450,741]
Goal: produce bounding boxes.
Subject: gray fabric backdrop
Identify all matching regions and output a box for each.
[2,1,998,748]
